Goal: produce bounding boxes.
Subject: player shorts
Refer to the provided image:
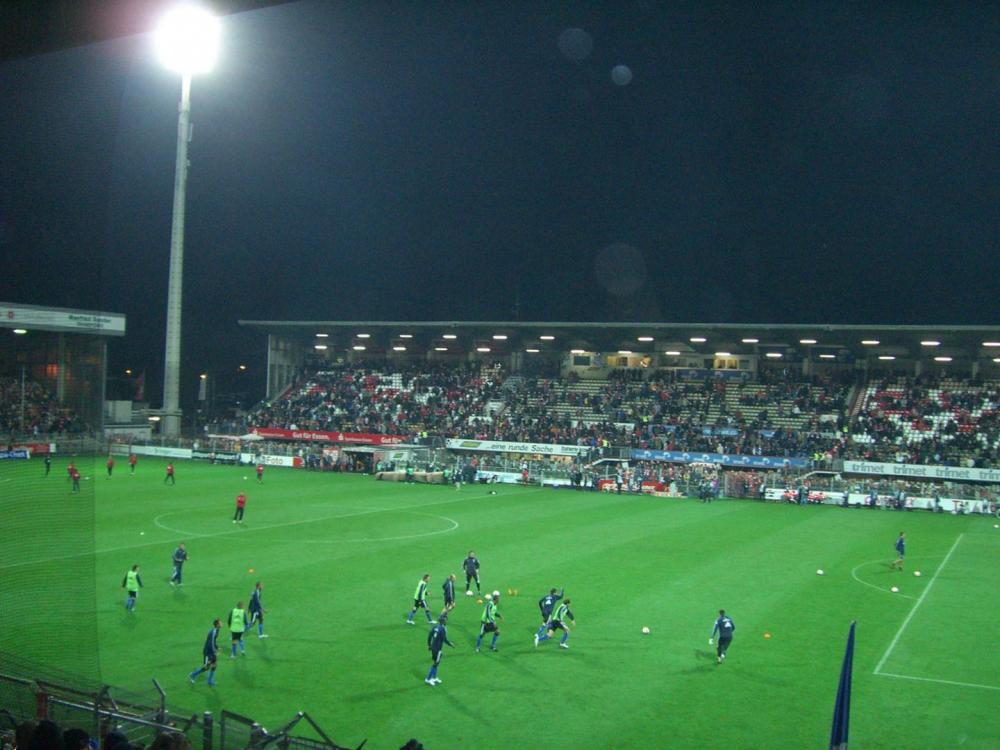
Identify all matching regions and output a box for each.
[430,649,442,665]
[126,590,138,599]
[203,653,217,668]
[414,599,427,609]
[548,620,566,632]
[481,622,497,633]
[250,610,263,624]
[443,595,454,607]
[231,631,244,642]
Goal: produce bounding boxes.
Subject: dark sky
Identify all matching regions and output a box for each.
[2,0,1000,403]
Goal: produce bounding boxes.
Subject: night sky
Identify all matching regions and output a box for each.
[2,0,1000,403]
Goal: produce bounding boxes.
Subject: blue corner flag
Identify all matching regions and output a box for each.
[829,621,856,750]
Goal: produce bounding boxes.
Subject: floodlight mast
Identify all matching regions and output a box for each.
[155,6,219,437]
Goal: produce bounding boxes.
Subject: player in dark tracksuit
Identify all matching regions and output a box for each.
[710,610,735,664]
[249,582,268,638]
[462,551,480,595]
[442,574,457,614]
[890,531,905,571]
[424,614,455,685]
[170,543,187,585]
[189,619,220,686]
[534,588,563,645]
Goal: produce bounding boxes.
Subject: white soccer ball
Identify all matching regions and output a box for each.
[139,532,145,536]
[243,476,248,480]
[913,571,921,577]
[641,626,650,634]
[816,569,824,576]
[891,586,899,593]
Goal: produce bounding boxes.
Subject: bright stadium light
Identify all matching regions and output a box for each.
[714,352,731,357]
[315,333,329,338]
[766,352,783,359]
[443,334,457,340]
[799,338,817,345]
[434,347,448,352]
[934,356,952,362]
[619,350,632,355]
[741,338,758,344]
[571,349,585,354]
[526,348,540,353]
[356,333,371,338]
[398,334,413,339]
[352,345,366,351]
[819,354,836,359]
[154,5,220,75]
[637,336,654,342]
[539,335,555,341]
[12,329,27,335]
[664,350,680,356]
[493,335,508,340]
[314,344,328,350]
[878,355,896,361]
[861,340,879,345]
[690,337,706,343]
[392,346,406,351]
[155,4,220,437]
[920,340,940,347]
[983,342,1000,347]
[476,347,491,353]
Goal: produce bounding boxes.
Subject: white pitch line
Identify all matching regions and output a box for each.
[873,533,964,675]
[0,487,547,571]
[876,671,1000,692]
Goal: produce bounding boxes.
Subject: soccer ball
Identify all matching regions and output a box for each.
[913,571,922,577]
[641,626,650,634]
[891,586,899,593]
[243,476,248,480]
[816,569,824,576]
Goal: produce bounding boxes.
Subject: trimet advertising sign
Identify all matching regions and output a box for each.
[1,303,126,336]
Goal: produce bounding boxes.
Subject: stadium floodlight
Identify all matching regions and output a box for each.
[983,342,1000,347]
[314,344,328,350]
[664,350,681,356]
[878,355,896,360]
[637,336,654,342]
[434,347,448,352]
[714,352,731,357]
[619,350,632,355]
[392,346,406,351]
[570,349,585,354]
[920,340,940,346]
[539,335,555,341]
[526,348,540,353]
[352,345,366,351]
[12,329,27,335]
[690,337,706,343]
[861,340,879,345]
[799,338,817,345]
[155,4,220,437]
[493,335,508,340]
[443,334,457,340]
[741,338,758,344]
[315,333,329,338]
[765,352,783,358]
[819,354,836,359]
[934,356,952,362]
[398,334,413,338]
[476,347,491,353]
[993,357,1000,363]
[356,333,371,338]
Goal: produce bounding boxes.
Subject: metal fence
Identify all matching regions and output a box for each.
[0,668,361,750]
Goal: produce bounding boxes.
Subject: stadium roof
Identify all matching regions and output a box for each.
[238,320,1000,361]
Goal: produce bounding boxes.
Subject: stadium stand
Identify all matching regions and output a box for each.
[0,376,81,436]
[848,376,1000,467]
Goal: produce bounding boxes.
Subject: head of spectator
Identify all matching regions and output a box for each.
[29,721,63,750]
[63,729,90,750]
[100,733,126,750]
[15,721,37,750]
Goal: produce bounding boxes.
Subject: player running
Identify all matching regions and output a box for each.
[425,613,455,686]
[121,564,143,613]
[890,531,905,571]
[188,619,221,686]
[709,609,735,664]
[534,588,564,645]
[442,573,457,614]
[475,591,503,652]
[406,574,435,625]
[537,599,575,649]
[249,582,268,638]
[462,551,481,596]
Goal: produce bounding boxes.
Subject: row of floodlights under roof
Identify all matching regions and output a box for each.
[314,333,1000,348]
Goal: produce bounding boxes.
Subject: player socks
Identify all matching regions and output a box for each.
[231,644,237,657]
[475,634,483,650]
[490,634,499,649]
[257,621,264,636]
[407,611,416,622]
[560,632,569,645]
[427,665,437,681]
[207,671,215,686]
[190,668,203,680]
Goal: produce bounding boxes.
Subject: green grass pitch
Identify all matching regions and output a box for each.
[2,458,999,749]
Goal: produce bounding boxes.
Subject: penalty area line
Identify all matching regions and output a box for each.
[873,533,964,675]
[876,671,1000,692]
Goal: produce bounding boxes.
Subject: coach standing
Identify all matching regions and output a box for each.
[170,542,188,586]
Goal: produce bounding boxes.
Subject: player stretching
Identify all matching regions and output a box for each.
[249,582,268,638]
[537,599,575,649]
[890,531,905,571]
[709,609,735,664]
[534,588,564,646]
[407,574,435,625]
[462,551,481,596]
[189,619,220,686]
[228,601,249,657]
[475,592,502,652]
[425,613,455,686]
[121,565,142,613]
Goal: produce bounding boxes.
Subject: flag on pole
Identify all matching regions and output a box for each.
[829,620,856,750]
